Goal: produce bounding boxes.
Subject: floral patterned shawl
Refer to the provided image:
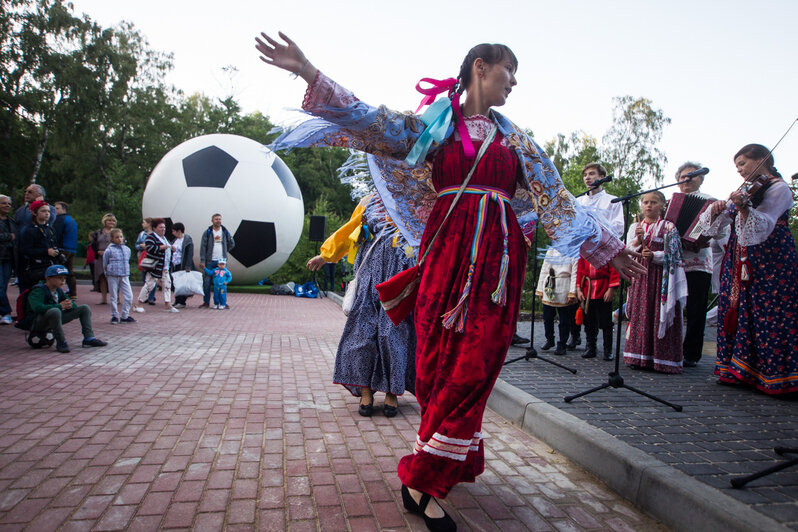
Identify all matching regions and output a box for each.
[271,72,622,267]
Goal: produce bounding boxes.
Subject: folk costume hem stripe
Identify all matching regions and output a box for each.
[413,432,483,462]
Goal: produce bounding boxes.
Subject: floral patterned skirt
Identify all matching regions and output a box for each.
[716,223,798,394]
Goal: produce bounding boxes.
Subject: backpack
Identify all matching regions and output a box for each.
[14,287,35,331]
[15,285,56,347]
[14,283,53,332]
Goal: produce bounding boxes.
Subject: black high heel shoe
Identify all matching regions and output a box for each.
[358,398,373,417]
[384,395,398,418]
[401,485,456,532]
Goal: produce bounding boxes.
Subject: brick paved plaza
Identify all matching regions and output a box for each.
[0,290,666,531]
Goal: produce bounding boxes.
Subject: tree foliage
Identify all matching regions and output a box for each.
[1,0,356,271]
[600,95,671,190]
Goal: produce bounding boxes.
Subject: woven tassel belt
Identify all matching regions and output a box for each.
[436,185,512,332]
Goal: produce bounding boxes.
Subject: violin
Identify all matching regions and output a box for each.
[734,173,772,209]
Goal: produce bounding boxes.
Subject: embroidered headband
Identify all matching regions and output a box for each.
[404,77,475,166]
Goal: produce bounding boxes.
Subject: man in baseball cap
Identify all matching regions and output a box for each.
[23,264,107,353]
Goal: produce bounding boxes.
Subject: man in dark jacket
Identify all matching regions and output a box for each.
[170,222,195,308]
[53,201,79,299]
[198,213,234,308]
[0,195,17,324]
[23,264,107,353]
[19,201,62,292]
[14,184,56,231]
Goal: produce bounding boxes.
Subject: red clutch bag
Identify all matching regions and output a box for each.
[376,265,419,326]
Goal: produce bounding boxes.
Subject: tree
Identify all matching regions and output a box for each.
[600,96,671,192]
[544,131,600,195]
[0,0,92,189]
[0,0,359,278]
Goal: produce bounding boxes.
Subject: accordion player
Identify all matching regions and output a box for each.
[664,193,713,252]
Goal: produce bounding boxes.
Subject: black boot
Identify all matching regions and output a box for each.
[565,334,579,349]
[602,330,614,360]
[541,338,555,350]
[511,333,530,346]
[582,342,597,359]
[554,342,567,356]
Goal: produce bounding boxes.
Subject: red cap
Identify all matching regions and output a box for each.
[29,200,49,214]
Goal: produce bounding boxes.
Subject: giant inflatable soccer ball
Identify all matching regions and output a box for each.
[142,134,304,284]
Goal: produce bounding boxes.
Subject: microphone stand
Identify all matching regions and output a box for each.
[504,221,577,374]
[564,178,695,411]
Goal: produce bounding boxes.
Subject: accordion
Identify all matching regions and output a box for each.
[665,193,712,252]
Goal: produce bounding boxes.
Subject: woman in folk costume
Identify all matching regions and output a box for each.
[255,32,644,531]
[700,144,798,394]
[306,192,417,417]
[623,191,687,373]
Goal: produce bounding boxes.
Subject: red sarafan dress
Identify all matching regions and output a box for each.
[397,118,527,498]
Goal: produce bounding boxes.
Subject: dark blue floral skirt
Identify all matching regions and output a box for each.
[332,230,416,396]
[716,221,798,394]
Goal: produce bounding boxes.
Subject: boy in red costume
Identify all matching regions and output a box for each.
[576,258,619,360]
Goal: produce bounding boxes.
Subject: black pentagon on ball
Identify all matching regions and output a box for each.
[229,220,277,268]
[182,146,238,188]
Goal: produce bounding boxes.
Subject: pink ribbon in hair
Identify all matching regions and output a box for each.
[414,77,475,159]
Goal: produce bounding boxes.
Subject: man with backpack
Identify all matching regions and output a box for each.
[17,264,107,353]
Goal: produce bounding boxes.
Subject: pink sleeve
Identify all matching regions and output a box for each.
[579,227,624,269]
[302,71,359,112]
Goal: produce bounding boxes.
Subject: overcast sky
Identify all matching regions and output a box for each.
[72,0,798,200]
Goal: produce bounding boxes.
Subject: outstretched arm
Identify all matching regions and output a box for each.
[255,31,318,84]
[610,249,647,281]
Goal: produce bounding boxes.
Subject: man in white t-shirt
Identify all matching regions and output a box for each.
[673,162,729,367]
[199,213,235,308]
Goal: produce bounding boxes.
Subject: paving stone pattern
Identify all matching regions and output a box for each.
[0,290,666,531]
[502,317,798,530]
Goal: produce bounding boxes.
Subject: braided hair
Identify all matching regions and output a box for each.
[734,144,782,178]
[456,44,518,95]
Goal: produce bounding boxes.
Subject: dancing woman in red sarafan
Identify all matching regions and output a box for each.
[255,32,645,531]
[700,144,798,395]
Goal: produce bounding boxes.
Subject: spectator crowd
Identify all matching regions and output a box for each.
[0,185,236,354]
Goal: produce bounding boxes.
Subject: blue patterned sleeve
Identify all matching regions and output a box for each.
[271,71,427,161]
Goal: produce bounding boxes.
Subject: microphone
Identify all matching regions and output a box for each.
[589,175,613,188]
[683,167,709,179]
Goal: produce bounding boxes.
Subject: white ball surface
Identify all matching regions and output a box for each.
[142,134,304,284]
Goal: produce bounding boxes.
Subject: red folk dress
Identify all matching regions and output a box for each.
[397,118,527,498]
[622,219,684,373]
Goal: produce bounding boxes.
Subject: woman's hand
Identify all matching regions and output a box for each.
[641,248,653,261]
[610,248,647,281]
[709,199,726,218]
[729,190,748,212]
[255,31,317,83]
[306,255,326,271]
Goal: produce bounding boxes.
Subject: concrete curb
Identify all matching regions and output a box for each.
[325,291,344,306]
[487,378,790,532]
